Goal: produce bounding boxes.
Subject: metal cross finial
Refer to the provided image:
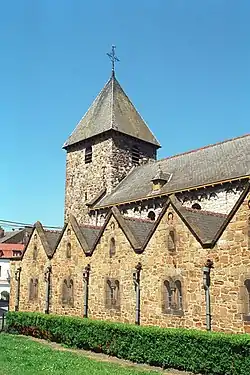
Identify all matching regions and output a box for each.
[107,45,119,77]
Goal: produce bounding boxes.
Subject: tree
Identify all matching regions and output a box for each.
[1,291,9,301]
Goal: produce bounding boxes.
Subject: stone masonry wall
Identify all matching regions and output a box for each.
[16,229,50,313]
[178,182,246,214]
[64,134,113,226]
[11,192,250,333]
[64,131,157,226]
[50,223,88,317]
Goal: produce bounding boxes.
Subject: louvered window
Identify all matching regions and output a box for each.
[132,146,140,165]
[85,146,92,164]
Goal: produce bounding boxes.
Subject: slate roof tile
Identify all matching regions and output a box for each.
[95,134,250,208]
[63,76,160,148]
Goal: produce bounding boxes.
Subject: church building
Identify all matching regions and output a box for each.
[9,50,250,333]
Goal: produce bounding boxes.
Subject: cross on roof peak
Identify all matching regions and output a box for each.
[107,45,120,77]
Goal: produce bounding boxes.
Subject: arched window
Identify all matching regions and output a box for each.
[109,238,116,257]
[106,279,112,307]
[62,279,68,305]
[192,203,201,210]
[67,228,71,236]
[29,278,38,300]
[61,278,74,306]
[174,280,183,310]
[167,212,174,223]
[148,211,156,221]
[34,278,39,300]
[163,280,172,310]
[244,279,250,315]
[85,146,92,164]
[132,146,140,165]
[68,279,74,306]
[33,245,38,260]
[114,280,120,307]
[106,279,120,309]
[66,243,71,259]
[168,230,176,252]
[29,278,34,300]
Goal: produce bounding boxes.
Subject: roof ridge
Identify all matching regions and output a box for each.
[182,206,227,218]
[124,216,155,223]
[80,224,102,229]
[44,229,61,232]
[159,133,250,162]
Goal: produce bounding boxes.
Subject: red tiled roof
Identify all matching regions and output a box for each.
[0,243,24,259]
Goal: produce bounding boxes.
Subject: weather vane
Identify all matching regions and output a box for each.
[107,45,119,76]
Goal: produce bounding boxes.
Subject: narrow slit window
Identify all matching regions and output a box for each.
[33,245,38,260]
[168,230,176,252]
[110,238,116,257]
[66,243,71,259]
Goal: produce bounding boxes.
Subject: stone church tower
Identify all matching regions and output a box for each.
[63,71,161,225]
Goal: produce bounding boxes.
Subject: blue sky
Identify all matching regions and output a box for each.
[0,0,249,227]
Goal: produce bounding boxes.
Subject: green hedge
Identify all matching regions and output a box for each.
[5,311,250,375]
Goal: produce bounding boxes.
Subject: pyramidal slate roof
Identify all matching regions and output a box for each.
[63,75,160,148]
[94,134,250,208]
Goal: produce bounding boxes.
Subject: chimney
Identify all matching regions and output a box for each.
[0,227,4,238]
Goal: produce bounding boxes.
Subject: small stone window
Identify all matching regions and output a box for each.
[61,278,74,307]
[148,211,156,221]
[29,278,38,301]
[33,245,38,260]
[66,243,71,259]
[192,203,201,210]
[168,229,176,252]
[109,237,116,257]
[168,212,174,223]
[85,146,92,164]
[162,278,183,315]
[67,228,71,236]
[132,146,140,165]
[105,279,120,309]
[34,234,37,240]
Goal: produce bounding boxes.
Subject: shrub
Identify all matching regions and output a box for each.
[6,311,250,375]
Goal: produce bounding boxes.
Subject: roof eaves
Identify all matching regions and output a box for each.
[94,175,250,210]
[69,215,90,254]
[36,222,54,257]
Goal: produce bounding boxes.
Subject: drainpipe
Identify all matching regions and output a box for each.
[14,267,21,312]
[83,264,91,318]
[133,262,142,325]
[44,266,52,314]
[203,259,214,331]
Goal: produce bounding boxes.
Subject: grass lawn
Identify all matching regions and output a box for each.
[0,333,163,375]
